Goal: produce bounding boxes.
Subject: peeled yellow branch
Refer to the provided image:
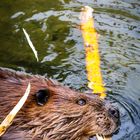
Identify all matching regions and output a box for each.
[80,6,106,98]
[80,6,111,140]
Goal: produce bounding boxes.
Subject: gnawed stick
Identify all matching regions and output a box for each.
[80,6,111,140]
[80,6,106,98]
[0,83,31,136]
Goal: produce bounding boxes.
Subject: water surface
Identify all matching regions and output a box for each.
[0,0,140,139]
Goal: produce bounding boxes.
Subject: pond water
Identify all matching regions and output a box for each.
[0,0,140,139]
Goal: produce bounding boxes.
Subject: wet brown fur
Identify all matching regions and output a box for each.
[0,68,118,140]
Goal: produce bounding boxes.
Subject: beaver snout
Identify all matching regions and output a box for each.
[94,101,120,136]
[108,107,119,119]
[108,107,120,128]
[105,106,120,135]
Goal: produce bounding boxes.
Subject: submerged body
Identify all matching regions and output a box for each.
[0,67,119,140]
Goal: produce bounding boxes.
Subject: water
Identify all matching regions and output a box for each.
[0,0,140,139]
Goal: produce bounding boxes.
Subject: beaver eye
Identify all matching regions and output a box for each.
[36,89,50,106]
[77,99,86,106]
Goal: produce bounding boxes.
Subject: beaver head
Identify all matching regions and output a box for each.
[0,68,119,140]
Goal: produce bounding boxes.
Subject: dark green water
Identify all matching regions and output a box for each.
[0,0,140,139]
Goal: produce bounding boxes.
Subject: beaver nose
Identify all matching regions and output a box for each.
[108,108,119,119]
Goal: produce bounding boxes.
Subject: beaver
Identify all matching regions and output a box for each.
[0,67,119,140]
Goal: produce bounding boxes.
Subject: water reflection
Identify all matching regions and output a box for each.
[0,0,140,139]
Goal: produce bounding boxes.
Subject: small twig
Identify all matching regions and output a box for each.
[0,83,31,136]
[23,28,39,62]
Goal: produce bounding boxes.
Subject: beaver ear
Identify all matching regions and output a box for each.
[36,89,50,106]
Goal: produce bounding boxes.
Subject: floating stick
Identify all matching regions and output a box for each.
[80,6,111,140]
[0,83,31,136]
[80,6,106,98]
